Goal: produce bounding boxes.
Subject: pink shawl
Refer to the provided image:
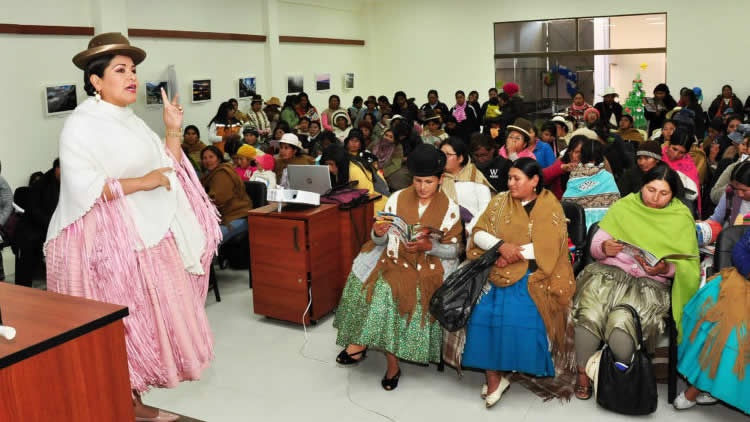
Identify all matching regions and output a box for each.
[662,145,701,210]
[453,102,467,123]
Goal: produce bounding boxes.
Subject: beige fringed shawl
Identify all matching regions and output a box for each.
[690,267,750,380]
[360,186,463,325]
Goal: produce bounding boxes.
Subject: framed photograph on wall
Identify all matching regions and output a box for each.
[343,73,354,90]
[192,79,212,103]
[145,80,168,107]
[287,74,304,94]
[315,73,331,91]
[238,76,257,99]
[44,83,77,116]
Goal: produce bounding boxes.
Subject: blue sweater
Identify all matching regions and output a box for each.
[732,228,750,277]
[532,140,556,169]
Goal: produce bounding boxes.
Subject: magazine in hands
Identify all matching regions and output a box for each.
[376,212,444,243]
[616,240,698,268]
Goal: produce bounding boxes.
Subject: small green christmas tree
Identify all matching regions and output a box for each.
[623,74,647,130]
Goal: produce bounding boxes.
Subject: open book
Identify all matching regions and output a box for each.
[616,240,698,267]
[376,212,444,244]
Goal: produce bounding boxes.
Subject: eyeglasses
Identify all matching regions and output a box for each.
[507,135,524,142]
[444,152,457,157]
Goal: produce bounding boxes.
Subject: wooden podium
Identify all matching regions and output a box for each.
[0,283,133,421]
[248,197,376,324]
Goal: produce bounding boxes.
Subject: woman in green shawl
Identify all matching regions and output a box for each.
[572,163,699,400]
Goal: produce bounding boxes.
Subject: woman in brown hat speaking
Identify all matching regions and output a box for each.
[45,33,221,421]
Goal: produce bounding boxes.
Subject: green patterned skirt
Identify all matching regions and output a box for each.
[333,273,442,364]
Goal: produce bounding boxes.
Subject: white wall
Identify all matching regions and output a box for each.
[278,0,370,111]
[126,0,268,136]
[366,0,750,108]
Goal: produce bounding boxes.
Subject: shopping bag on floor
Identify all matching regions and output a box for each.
[429,241,502,332]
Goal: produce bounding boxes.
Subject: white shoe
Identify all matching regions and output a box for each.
[696,392,718,405]
[485,377,510,408]
[673,392,697,410]
[481,384,488,399]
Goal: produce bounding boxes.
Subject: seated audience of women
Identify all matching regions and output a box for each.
[181,125,207,165]
[421,110,448,146]
[453,158,575,407]
[321,94,346,131]
[439,137,493,233]
[207,101,242,154]
[566,91,592,128]
[234,144,257,182]
[470,133,511,193]
[249,154,276,189]
[280,95,300,129]
[543,134,584,199]
[562,139,620,230]
[450,90,480,143]
[321,144,388,214]
[334,144,462,391]
[675,227,750,414]
[617,140,662,196]
[199,145,252,245]
[525,122,555,168]
[344,129,365,157]
[707,161,750,226]
[499,118,536,162]
[332,110,352,142]
[662,127,701,207]
[274,133,315,184]
[572,163,699,400]
[295,92,319,123]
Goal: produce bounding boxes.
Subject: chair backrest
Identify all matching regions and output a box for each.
[581,222,600,270]
[13,186,30,211]
[561,201,587,250]
[244,181,268,209]
[713,225,750,272]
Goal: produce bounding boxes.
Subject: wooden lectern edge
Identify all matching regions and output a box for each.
[0,307,129,370]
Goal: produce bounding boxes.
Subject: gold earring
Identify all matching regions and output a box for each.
[95,90,101,102]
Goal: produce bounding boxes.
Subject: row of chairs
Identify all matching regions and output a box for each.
[207,181,268,302]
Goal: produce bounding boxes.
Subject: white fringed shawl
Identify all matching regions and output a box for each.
[46,98,208,274]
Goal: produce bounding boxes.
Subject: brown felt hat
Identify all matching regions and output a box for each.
[72,32,146,70]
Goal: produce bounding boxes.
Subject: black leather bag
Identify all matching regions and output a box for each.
[429,241,502,332]
[596,304,658,415]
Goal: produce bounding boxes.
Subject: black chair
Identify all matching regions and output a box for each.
[208,182,269,301]
[577,221,678,403]
[712,225,750,273]
[245,181,268,209]
[561,201,587,275]
[580,222,600,270]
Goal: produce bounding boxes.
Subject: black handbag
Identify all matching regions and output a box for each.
[429,241,502,332]
[596,304,658,415]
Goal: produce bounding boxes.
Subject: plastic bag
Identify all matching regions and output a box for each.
[429,241,502,332]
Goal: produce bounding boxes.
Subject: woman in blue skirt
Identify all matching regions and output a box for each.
[461,154,576,408]
[675,227,750,413]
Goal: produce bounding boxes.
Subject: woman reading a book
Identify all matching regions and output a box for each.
[333,144,463,391]
[572,163,700,400]
[453,158,576,408]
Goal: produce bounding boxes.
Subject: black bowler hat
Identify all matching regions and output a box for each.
[407,144,446,177]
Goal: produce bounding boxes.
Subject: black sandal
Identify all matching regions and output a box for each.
[336,348,367,366]
[381,368,401,391]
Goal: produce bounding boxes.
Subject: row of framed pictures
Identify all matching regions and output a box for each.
[43,72,356,116]
[287,72,355,94]
[43,79,220,116]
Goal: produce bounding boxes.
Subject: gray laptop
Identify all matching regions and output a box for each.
[287,165,332,195]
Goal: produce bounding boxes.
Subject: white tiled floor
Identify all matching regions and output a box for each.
[144,269,747,421]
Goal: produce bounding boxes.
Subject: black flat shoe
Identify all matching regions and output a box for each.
[381,368,401,391]
[336,348,367,366]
